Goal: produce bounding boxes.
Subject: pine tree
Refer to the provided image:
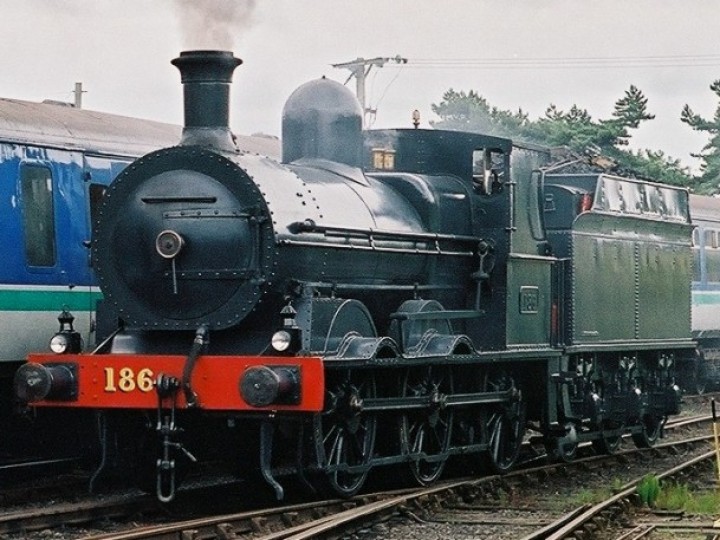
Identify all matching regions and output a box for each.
[681,80,720,194]
[430,89,528,137]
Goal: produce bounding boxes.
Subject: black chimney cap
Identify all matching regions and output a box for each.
[171,50,242,84]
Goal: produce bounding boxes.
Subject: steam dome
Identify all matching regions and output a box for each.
[281,77,363,167]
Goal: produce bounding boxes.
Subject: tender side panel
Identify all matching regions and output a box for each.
[547,174,692,346]
[637,224,692,339]
[571,224,637,342]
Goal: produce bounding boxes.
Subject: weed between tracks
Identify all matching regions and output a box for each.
[654,482,720,514]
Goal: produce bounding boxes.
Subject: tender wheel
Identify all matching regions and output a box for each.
[400,365,454,485]
[631,414,662,448]
[591,421,622,455]
[312,369,377,497]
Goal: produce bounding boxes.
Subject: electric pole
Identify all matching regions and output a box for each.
[332,55,407,126]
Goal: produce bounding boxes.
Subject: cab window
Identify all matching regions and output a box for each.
[472,149,504,195]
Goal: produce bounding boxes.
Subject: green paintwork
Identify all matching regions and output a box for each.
[506,256,553,346]
[502,147,555,349]
[571,213,692,343]
[693,291,720,305]
[542,173,693,347]
[0,288,100,311]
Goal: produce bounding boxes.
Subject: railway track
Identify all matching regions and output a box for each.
[0,455,81,481]
[75,436,713,539]
[525,450,717,540]
[681,390,720,409]
[4,416,708,540]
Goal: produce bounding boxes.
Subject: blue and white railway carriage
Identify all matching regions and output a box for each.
[689,194,720,388]
[0,98,183,381]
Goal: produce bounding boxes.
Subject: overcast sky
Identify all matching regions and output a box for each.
[2,1,719,171]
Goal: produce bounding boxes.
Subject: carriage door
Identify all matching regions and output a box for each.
[15,161,64,363]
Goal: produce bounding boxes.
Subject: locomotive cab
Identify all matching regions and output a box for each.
[363,128,556,351]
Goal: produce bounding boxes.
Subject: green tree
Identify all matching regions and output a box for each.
[431,85,691,186]
[611,85,656,141]
[620,149,691,187]
[523,104,615,151]
[519,86,654,155]
[681,80,720,194]
[430,89,528,137]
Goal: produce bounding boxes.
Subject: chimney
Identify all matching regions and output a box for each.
[171,50,242,152]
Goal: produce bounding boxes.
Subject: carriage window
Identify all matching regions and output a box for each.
[21,165,56,267]
[704,229,717,249]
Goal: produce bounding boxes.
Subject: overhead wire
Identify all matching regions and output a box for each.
[364,62,407,127]
[388,54,720,70]
[372,63,405,118]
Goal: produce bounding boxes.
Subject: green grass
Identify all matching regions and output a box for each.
[576,487,612,505]
[637,474,661,507]
[654,482,720,514]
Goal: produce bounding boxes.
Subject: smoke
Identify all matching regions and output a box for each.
[173,0,256,50]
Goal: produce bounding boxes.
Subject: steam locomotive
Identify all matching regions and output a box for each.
[14,50,689,501]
